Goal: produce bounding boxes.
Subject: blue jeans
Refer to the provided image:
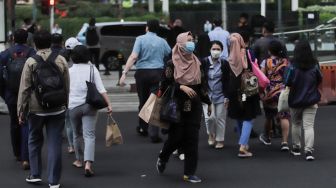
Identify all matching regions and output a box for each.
[65,110,74,148]
[28,112,65,185]
[236,120,253,146]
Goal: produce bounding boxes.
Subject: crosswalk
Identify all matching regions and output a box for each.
[0,93,139,114]
[108,93,139,112]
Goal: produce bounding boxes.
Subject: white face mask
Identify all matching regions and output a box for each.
[210,50,221,59]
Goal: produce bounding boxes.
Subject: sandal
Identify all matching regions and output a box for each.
[68,147,75,154]
[85,168,94,177]
[72,161,83,168]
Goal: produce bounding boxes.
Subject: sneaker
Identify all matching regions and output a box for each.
[26,175,42,183]
[49,184,61,188]
[238,149,253,158]
[208,135,215,146]
[305,151,315,161]
[183,175,202,183]
[215,142,224,149]
[280,143,290,152]
[179,153,185,161]
[156,158,166,174]
[259,134,271,145]
[290,148,301,156]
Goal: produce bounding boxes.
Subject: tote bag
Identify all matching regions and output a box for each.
[278,87,290,112]
[247,50,270,89]
[86,65,108,109]
[160,85,181,124]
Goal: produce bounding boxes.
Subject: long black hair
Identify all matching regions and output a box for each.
[292,40,318,69]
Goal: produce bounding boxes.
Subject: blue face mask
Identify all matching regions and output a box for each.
[185,42,195,53]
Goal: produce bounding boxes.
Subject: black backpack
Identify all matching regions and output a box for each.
[3,48,31,93]
[85,26,99,46]
[32,52,67,109]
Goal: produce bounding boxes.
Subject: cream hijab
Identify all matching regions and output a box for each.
[172,32,201,85]
[228,33,248,77]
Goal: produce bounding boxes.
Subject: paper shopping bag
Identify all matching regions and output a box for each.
[139,93,169,129]
[106,115,123,147]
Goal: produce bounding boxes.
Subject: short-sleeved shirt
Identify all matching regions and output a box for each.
[132,32,171,70]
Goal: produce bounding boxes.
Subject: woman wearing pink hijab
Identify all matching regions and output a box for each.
[223,33,261,158]
[156,32,211,183]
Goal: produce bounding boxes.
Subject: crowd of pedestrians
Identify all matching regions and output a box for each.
[0,15,322,188]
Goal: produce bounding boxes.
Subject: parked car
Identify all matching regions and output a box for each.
[77,21,170,70]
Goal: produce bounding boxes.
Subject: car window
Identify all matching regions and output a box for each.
[100,25,146,37]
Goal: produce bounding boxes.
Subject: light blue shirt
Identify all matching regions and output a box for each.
[132,32,171,69]
[208,27,230,59]
[208,57,225,104]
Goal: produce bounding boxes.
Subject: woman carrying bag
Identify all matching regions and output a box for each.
[68,45,112,177]
[156,32,211,183]
[224,33,261,158]
[285,40,322,161]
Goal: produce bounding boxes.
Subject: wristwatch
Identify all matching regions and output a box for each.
[122,70,128,75]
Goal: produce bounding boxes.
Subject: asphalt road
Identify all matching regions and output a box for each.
[0,106,336,188]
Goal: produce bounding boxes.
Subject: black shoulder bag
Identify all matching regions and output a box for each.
[86,65,108,109]
[160,84,181,124]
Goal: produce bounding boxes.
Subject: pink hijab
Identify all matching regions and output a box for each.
[172,32,201,85]
[228,33,248,77]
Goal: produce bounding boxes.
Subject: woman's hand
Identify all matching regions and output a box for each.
[119,74,127,87]
[207,104,212,116]
[180,85,197,98]
[107,105,112,114]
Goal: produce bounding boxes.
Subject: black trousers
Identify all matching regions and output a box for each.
[88,48,104,71]
[159,122,200,175]
[8,102,30,162]
[7,104,21,159]
[135,69,163,136]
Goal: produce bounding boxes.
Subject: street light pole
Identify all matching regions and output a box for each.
[261,0,266,17]
[148,0,154,13]
[162,0,169,16]
[50,0,54,32]
[7,0,15,32]
[32,0,37,22]
[278,0,282,33]
[221,0,227,30]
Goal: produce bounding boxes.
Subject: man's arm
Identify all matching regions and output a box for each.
[17,59,33,123]
[123,52,139,74]
[119,37,141,86]
[58,56,70,106]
